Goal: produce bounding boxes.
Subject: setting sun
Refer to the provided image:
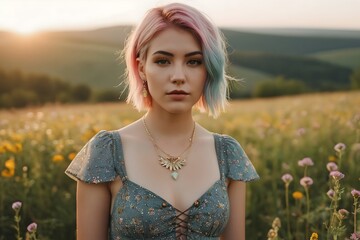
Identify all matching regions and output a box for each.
[12,25,39,35]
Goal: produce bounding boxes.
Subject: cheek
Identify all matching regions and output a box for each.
[144,63,166,81]
[144,68,162,94]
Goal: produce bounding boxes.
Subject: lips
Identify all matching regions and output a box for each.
[166,90,189,95]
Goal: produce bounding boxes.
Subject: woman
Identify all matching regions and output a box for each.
[65,3,259,240]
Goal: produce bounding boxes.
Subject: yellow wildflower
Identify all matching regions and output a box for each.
[81,127,100,142]
[82,131,95,142]
[310,232,318,240]
[68,152,76,161]
[1,157,16,178]
[15,143,22,152]
[11,133,24,142]
[1,169,15,177]
[5,157,15,169]
[0,144,5,154]
[292,191,304,200]
[52,154,64,163]
[328,155,337,162]
[3,141,17,153]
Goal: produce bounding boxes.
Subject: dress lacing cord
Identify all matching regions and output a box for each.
[173,208,189,240]
[172,199,201,240]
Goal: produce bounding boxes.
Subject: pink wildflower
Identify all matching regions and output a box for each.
[351,189,360,198]
[27,222,37,233]
[350,232,360,240]
[326,162,338,172]
[327,189,335,199]
[296,128,306,136]
[300,176,313,188]
[338,209,349,219]
[298,157,314,167]
[12,201,22,211]
[329,171,345,180]
[334,143,346,153]
[281,173,293,184]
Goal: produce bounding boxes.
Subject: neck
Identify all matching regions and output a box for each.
[144,110,194,138]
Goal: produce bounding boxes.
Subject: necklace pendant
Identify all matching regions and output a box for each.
[167,156,180,162]
[171,171,179,180]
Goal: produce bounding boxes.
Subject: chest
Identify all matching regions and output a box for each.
[119,138,221,212]
[110,179,230,239]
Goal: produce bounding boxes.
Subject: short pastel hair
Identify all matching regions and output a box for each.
[124,2,229,117]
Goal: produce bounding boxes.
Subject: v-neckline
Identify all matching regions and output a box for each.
[112,131,224,213]
[125,178,223,213]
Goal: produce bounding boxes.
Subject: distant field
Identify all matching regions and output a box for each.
[311,48,360,69]
[0,91,359,239]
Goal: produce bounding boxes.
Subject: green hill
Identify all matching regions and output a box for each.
[0,26,359,93]
[229,51,352,90]
[0,32,124,90]
[232,27,360,38]
[227,65,273,97]
[222,29,360,55]
[311,48,360,69]
[43,25,132,47]
[35,27,360,55]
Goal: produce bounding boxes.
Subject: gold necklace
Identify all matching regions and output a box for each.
[142,117,196,180]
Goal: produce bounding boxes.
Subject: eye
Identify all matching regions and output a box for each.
[187,59,202,66]
[155,58,170,65]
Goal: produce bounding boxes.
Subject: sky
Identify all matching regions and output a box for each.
[1,0,360,34]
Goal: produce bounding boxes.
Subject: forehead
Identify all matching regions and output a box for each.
[147,27,202,55]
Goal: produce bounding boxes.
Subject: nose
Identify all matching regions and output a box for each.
[171,64,185,86]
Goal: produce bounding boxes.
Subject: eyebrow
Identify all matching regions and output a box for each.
[152,50,203,57]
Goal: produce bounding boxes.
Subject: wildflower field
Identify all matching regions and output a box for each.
[0,91,359,240]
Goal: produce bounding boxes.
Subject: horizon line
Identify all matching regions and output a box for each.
[1,24,360,34]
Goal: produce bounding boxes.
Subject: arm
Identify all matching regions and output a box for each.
[221,180,246,240]
[76,181,111,240]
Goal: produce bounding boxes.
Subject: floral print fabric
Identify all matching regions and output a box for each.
[65,130,259,239]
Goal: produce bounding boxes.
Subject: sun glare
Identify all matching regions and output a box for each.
[12,25,39,36]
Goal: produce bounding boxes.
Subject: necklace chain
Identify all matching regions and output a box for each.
[142,117,196,180]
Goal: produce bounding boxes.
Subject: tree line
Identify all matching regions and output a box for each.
[1,66,359,109]
[0,68,121,109]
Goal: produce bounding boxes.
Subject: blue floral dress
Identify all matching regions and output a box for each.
[65,130,259,239]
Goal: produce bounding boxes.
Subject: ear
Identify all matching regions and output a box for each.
[137,58,146,80]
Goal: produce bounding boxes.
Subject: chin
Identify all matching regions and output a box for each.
[167,108,191,115]
[153,99,196,114]
[165,104,193,115]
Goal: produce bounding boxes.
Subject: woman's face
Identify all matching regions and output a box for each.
[138,27,207,115]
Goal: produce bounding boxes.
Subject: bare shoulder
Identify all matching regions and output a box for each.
[114,118,144,141]
[194,123,215,144]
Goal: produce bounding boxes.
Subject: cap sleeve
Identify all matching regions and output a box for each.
[223,135,259,182]
[65,130,116,184]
